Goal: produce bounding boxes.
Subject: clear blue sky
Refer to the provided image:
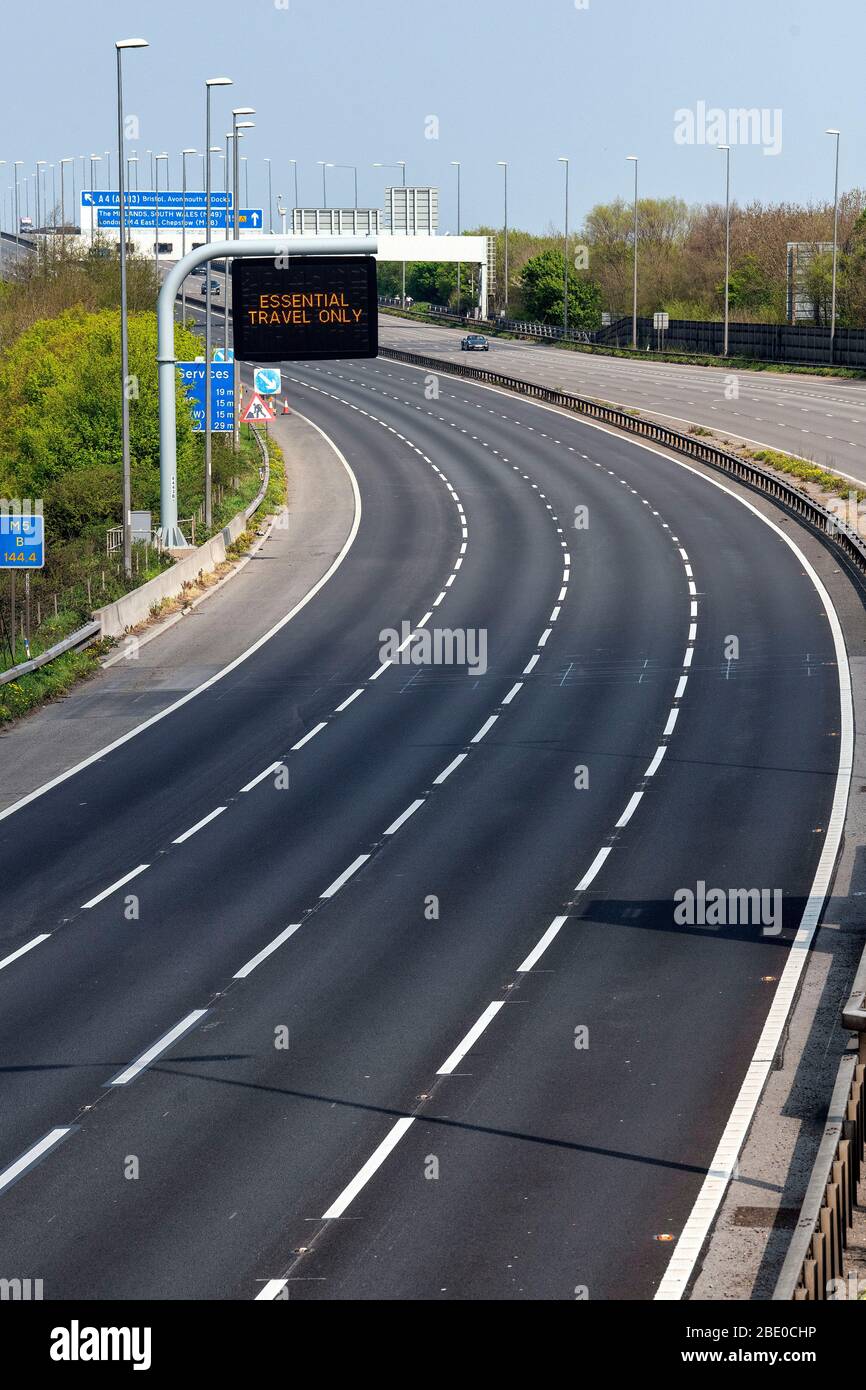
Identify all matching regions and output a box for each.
[2,0,862,231]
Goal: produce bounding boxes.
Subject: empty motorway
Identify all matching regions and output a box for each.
[0,349,849,1300]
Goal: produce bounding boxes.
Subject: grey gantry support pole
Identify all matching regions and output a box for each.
[156,236,377,548]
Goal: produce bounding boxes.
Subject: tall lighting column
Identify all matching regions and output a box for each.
[627,155,638,348]
[496,161,508,315]
[204,77,233,530]
[826,129,841,364]
[115,37,148,579]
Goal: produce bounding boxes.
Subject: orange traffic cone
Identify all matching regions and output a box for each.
[281,398,291,415]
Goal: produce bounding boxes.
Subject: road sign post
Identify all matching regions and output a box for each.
[156,237,377,548]
[1,513,44,661]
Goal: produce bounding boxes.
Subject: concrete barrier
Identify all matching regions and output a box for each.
[93,513,249,639]
[95,424,271,639]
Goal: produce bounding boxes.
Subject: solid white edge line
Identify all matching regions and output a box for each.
[0,1127,73,1196]
[234,924,302,979]
[653,478,854,1301]
[108,1008,208,1087]
[322,1116,416,1219]
[320,854,370,899]
[517,916,568,972]
[291,721,328,751]
[615,792,643,829]
[383,798,425,836]
[81,862,150,910]
[0,408,361,828]
[172,806,227,845]
[433,753,467,784]
[575,846,611,892]
[385,365,853,1294]
[240,761,283,794]
[0,933,52,973]
[436,1001,506,1076]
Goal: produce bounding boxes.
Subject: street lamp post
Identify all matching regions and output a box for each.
[181,148,197,328]
[13,161,23,252]
[718,144,731,356]
[60,157,74,235]
[232,110,255,457]
[497,161,508,316]
[827,129,841,364]
[290,158,299,210]
[265,157,273,232]
[88,155,102,240]
[627,156,638,348]
[451,160,461,315]
[558,156,569,337]
[154,152,168,280]
[35,160,46,231]
[318,160,333,208]
[116,37,148,581]
[224,135,235,357]
[204,78,233,532]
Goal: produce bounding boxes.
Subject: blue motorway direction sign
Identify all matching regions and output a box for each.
[177,362,235,433]
[0,514,45,569]
[82,191,232,209]
[96,207,263,231]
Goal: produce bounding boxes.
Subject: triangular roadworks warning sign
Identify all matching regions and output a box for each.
[242,393,276,422]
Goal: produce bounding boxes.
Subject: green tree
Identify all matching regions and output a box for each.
[723,254,776,314]
[518,248,602,329]
[0,307,201,538]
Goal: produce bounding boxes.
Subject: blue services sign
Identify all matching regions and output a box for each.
[177,362,235,433]
[0,514,45,569]
[97,206,263,231]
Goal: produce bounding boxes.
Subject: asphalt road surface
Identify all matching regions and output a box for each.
[379,312,866,486]
[0,336,846,1299]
